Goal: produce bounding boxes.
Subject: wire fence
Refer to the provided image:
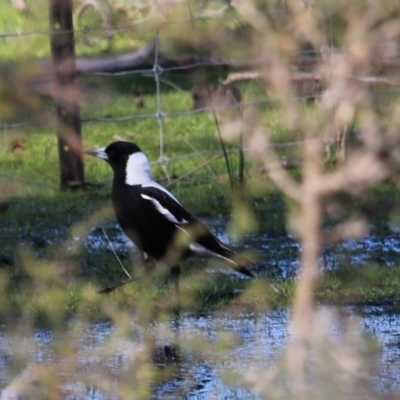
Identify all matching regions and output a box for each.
[2,2,400,188]
[2,87,399,127]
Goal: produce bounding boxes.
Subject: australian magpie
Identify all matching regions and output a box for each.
[85,141,257,295]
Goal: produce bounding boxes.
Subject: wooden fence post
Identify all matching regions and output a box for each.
[49,0,84,189]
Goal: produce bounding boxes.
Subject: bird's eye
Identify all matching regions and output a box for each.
[109,151,115,157]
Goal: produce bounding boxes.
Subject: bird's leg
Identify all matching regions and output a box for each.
[140,251,156,276]
[170,267,181,311]
[141,251,154,267]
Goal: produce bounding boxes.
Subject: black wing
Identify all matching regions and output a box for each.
[140,183,257,277]
[139,184,197,224]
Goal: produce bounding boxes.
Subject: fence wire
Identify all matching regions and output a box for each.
[3,87,400,128]
[2,4,400,186]
[153,29,167,172]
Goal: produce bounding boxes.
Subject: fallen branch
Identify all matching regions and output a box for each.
[224,70,400,87]
[21,41,400,100]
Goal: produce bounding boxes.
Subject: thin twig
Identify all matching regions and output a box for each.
[142,73,187,93]
[101,228,131,279]
[0,173,59,189]
[180,136,217,180]
[238,97,245,187]
[239,133,245,186]
[208,87,234,190]
[165,154,223,188]
[98,277,137,294]
[186,1,235,191]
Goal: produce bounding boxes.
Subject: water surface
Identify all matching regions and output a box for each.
[0,306,399,399]
[82,220,400,278]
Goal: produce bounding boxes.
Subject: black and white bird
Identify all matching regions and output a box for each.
[85,141,257,295]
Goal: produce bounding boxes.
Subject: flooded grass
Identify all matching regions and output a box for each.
[2,190,400,400]
[1,64,400,399]
[3,1,400,398]
[2,189,400,315]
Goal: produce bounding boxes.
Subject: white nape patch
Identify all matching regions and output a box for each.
[142,181,182,205]
[141,194,186,224]
[125,152,153,185]
[189,243,238,265]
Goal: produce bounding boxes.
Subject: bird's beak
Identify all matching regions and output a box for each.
[84,147,108,161]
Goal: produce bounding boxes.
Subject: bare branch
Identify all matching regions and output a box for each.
[249,127,302,203]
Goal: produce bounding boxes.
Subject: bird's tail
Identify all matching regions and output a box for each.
[228,253,257,278]
[195,231,258,278]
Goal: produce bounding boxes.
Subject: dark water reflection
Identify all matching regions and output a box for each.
[0,306,399,399]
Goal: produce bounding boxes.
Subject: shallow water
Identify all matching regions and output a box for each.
[2,220,400,398]
[81,220,400,278]
[0,306,399,399]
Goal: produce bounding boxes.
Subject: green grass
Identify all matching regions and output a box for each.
[3,6,400,400]
[316,265,400,306]
[0,0,153,60]
[3,3,400,318]
[4,243,400,322]
[2,76,400,317]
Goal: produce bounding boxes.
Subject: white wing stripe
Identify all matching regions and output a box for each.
[142,181,182,205]
[141,194,186,224]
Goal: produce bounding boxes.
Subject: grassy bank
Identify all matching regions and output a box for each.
[2,78,400,318]
[2,20,400,317]
[1,184,400,320]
